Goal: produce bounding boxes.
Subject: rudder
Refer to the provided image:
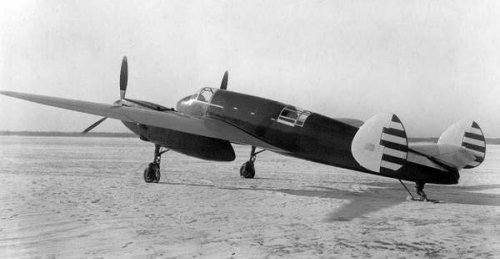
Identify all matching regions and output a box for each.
[438,120,486,168]
[351,113,409,173]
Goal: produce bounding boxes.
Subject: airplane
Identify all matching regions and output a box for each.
[0,57,487,202]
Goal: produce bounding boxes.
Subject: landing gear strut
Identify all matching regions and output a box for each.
[240,146,265,178]
[398,180,440,203]
[415,181,428,201]
[143,144,169,183]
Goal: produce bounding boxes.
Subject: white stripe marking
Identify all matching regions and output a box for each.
[276,118,295,127]
[381,133,407,145]
[383,148,407,159]
[193,100,224,109]
[390,121,404,131]
[407,152,447,171]
[380,160,402,171]
[464,148,485,158]
[463,137,485,147]
[468,161,480,167]
[469,127,482,135]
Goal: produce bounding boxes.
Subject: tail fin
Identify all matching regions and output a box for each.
[351,113,408,173]
[438,120,486,168]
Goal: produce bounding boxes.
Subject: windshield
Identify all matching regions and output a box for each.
[196,87,218,103]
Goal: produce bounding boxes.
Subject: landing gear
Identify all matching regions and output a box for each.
[398,180,440,203]
[144,163,160,183]
[240,146,265,178]
[415,181,428,201]
[240,161,255,178]
[143,144,169,183]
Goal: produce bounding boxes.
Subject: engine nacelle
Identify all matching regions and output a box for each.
[123,122,235,161]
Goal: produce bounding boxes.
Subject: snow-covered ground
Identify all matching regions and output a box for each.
[0,136,499,258]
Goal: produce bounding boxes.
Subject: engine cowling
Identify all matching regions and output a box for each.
[123,122,235,161]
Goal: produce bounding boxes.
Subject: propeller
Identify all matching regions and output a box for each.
[82,56,128,134]
[82,117,108,134]
[220,70,228,90]
[120,56,128,100]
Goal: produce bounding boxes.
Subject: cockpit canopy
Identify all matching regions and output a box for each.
[176,87,220,114]
[196,87,218,103]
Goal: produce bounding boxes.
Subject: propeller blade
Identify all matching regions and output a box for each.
[82,117,108,134]
[220,70,228,90]
[120,56,128,99]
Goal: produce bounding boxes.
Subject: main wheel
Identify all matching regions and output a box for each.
[143,162,161,183]
[240,161,255,178]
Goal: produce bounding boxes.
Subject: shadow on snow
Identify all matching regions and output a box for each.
[160,180,500,222]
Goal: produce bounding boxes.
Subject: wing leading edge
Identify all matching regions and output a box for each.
[0,91,284,152]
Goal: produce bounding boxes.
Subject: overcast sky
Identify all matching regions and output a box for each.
[1,0,499,137]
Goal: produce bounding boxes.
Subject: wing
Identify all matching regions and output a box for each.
[0,91,284,152]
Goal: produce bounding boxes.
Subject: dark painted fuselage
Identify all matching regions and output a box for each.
[123,88,459,185]
[177,89,362,171]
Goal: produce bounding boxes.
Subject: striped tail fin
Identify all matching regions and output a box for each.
[438,120,486,168]
[351,113,408,174]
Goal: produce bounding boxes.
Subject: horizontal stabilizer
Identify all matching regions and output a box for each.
[438,120,486,168]
[409,143,476,170]
[351,113,408,174]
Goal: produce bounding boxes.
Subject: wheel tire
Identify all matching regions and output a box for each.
[240,161,255,178]
[143,166,153,183]
[144,163,160,183]
[152,163,161,183]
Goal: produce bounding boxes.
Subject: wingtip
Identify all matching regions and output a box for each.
[0,90,20,97]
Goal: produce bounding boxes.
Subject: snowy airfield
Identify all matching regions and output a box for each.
[0,136,499,258]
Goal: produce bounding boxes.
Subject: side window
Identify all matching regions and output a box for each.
[296,111,311,126]
[277,106,311,127]
[281,108,298,120]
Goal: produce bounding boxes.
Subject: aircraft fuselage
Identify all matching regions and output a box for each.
[123,87,459,185]
[177,88,362,170]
